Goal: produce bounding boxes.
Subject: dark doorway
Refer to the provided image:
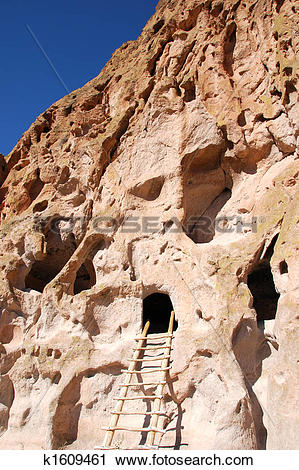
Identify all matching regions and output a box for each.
[142,293,178,334]
[247,235,280,322]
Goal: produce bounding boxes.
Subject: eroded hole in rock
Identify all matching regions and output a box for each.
[153,18,165,33]
[74,259,96,294]
[283,80,297,105]
[237,110,246,127]
[54,349,62,359]
[279,259,288,274]
[248,235,280,322]
[64,105,72,116]
[33,200,48,213]
[25,225,77,293]
[182,150,231,244]
[131,176,165,201]
[142,293,178,334]
[27,169,44,202]
[223,22,237,76]
[183,81,196,102]
[52,372,62,384]
[275,0,285,13]
[186,188,232,243]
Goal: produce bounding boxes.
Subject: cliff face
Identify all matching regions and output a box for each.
[0,0,298,450]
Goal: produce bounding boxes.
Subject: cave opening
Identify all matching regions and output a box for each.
[25,260,54,293]
[181,147,232,244]
[142,293,178,334]
[74,260,96,294]
[247,235,280,323]
[24,223,77,293]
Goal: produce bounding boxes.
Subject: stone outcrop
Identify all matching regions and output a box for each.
[0,0,298,450]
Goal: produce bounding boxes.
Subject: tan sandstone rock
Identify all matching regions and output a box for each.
[0,0,298,450]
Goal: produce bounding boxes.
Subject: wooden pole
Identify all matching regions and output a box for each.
[102,320,150,448]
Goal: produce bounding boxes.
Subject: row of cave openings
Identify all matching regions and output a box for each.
[142,232,284,332]
[143,234,283,331]
[24,228,284,334]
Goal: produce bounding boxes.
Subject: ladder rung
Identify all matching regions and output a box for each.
[121,367,171,374]
[133,346,171,351]
[128,356,170,362]
[135,333,173,340]
[119,381,166,387]
[111,410,166,416]
[102,426,165,434]
[113,395,163,400]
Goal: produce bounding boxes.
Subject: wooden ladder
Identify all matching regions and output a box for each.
[99,311,175,450]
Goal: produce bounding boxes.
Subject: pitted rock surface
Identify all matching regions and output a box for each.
[0,0,298,450]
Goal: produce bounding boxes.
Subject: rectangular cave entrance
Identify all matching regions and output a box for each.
[142,293,178,334]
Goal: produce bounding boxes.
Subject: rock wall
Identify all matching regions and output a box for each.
[0,0,298,449]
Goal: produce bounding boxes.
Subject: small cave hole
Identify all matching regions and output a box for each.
[153,18,165,34]
[64,105,72,116]
[25,262,56,293]
[28,169,44,202]
[52,372,62,384]
[74,260,96,294]
[25,229,77,293]
[279,259,288,274]
[183,81,196,102]
[270,87,282,98]
[142,293,178,334]
[54,350,62,359]
[185,188,232,244]
[237,110,246,127]
[247,235,280,322]
[275,0,285,13]
[283,67,292,76]
[283,80,297,105]
[33,200,48,213]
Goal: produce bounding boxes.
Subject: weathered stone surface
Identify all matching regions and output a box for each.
[0,0,298,450]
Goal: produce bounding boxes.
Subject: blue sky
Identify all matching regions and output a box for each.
[0,0,157,156]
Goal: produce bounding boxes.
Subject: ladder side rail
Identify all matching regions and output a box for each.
[102,320,150,448]
[146,310,175,447]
